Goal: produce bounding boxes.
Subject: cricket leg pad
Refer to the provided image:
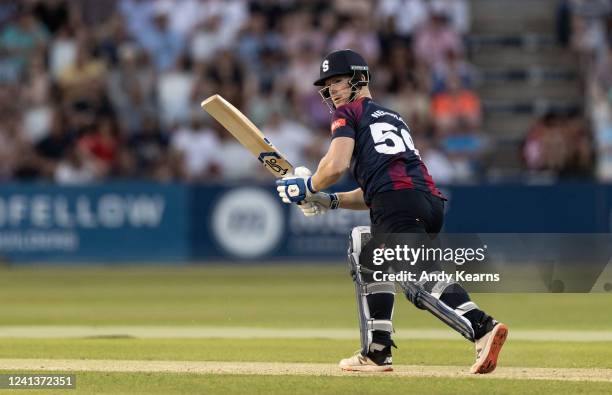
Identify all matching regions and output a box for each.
[400,276,477,342]
[348,226,396,355]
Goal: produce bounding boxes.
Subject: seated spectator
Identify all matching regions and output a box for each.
[430,73,482,135]
[22,54,53,143]
[523,111,592,176]
[430,0,470,34]
[127,116,169,178]
[137,3,184,72]
[416,136,457,184]
[214,121,267,181]
[119,0,155,44]
[431,49,476,94]
[48,25,77,79]
[171,115,222,181]
[58,42,107,98]
[280,10,325,58]
[189,0,248,62]
[190,13,225,63]
[413,9,463,69]
[377,0,429,43]
[236,11,281,68]
[0,115,29,180]
[157,55,194,127]
[54,145,99,184]
[31,0,72,35]
[262,111,318,170]
[328,16,380,64]
[35,111,75,175]
[107,45,157,134]
[77,116,119,176]
[205,49,244,106]
[562,110,593,176]
[0,7,49,78]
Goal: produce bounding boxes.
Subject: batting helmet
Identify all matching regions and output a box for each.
[313,49,370,87]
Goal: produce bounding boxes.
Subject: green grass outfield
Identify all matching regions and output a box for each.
[0,264,610,394]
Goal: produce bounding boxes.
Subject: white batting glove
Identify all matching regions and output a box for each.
[299,191,340,216]
[276,166,339,216]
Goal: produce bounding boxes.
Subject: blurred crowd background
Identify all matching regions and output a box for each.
[0,0,610,185]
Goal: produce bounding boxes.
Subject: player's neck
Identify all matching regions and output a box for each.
[356,87,372,101]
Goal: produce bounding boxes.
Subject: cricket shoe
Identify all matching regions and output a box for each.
[339,344,393,372]
[470,322,508,374]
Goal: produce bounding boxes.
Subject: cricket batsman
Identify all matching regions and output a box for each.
[276,49,508,373]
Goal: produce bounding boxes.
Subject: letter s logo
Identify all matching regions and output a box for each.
[322,60,329,72]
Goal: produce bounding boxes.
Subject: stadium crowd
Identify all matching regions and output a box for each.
[0,0,605,184]
[0,0,484,184]
[523,0,610,179]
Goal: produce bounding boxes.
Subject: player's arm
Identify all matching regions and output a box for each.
[337,188,368,210]
[310,136,354,191]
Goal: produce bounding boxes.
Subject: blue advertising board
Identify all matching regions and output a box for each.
[0,183,189,263]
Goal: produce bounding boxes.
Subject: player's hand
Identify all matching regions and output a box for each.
[276,166,317,204]
[299,191,340,216]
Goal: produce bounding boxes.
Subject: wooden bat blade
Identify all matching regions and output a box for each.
[201,94,294,178]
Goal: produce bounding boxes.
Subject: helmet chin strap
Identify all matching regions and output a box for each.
[347,69,368,104]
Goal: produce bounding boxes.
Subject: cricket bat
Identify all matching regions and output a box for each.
[201,94,294,178]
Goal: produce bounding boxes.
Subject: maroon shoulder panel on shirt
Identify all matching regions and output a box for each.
[330,97,366,139]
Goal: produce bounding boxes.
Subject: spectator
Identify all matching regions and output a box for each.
[262,111,317,170]
[31,0,73,35]
[190,0,248,62]
[280,10,325,57]
[0,7,49,78]
[328,16,380,64]
[35,111,75,175]
[430,0,470,34]
[430,73,482,136]
[171,115,221,181]
[137,3,184,72]
[77,116,120,176]
[236,11,281,68]
[22,54,53,143]
[190,12,225,63]
[128,117,170,178]
[214,121,266,181]
[118,0,155,47]
[413,10,463,69]
[0,115,29,180]
[416,136,457,184]
[523,111,592,176]
[54,145,99,184]
[205,49,244,107]
[48,24,77,79]
[431,49,476,94]
[157,55,194,127]
[107,44,156,133]
[58,41,107,98]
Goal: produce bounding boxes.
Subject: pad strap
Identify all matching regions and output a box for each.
[367,319,393,333]
[364,282,395,295]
